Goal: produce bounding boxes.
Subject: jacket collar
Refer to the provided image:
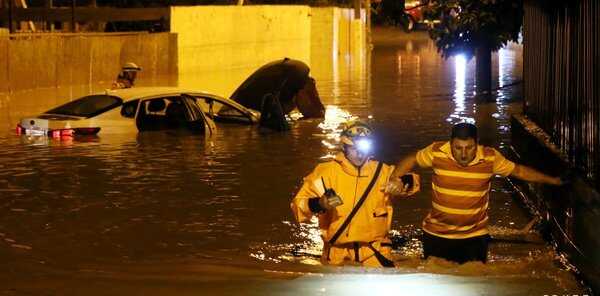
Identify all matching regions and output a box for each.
[439,141,485,166]
[334,152,374,177]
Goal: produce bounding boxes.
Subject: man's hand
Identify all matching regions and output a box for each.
[548,176,563,186]
[318,193,336,211]
[383,173,421,197]
[383,177,410,197]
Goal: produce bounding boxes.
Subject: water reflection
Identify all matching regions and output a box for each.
[447,54,468,123]
[316,105,357,157]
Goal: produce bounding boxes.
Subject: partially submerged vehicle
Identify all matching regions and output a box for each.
[231,58,325,130]
[17,58,325,137]
[16,87,260,138]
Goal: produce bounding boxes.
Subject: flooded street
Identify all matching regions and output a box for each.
[0,28,588,295]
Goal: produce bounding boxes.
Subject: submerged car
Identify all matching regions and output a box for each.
[16,87,260,138]
[17,58,325,136]
[231,58,325,130]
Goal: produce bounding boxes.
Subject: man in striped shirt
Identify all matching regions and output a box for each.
[385,123,562,263]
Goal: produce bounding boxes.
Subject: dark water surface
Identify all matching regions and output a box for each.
[0,28,588,295]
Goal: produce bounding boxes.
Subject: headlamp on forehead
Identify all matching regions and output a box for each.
[340,121,375,154]
[355,137,373,154]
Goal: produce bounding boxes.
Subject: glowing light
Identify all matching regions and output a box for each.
[446,54,475,124]
[321,140,337,149]
[454,54,466,114]
[288,110,304,121]
[318,105,356,133]
[498,48,506,88]
[289,274,480,294]
[497,47,509,101]
[356,138,373,154]
[317,105,357,152]
[397,54,402,75]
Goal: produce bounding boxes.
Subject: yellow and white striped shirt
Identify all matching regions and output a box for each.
[416,141,515,239]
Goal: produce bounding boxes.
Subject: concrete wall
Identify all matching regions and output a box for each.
[170,5,366,98]
[1,5,366,131]
[170,5,312,97]
[310,7,366,80]
[0,29,8,95]
[0,32,178,94]
[1,5,366,99]
[309,7,367,106]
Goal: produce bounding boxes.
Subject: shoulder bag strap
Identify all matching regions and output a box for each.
[328,161,383,245]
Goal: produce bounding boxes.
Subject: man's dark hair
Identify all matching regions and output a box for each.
[451,122,478,141]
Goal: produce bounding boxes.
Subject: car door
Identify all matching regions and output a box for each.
[181,94,215,135]
[136,95,211,133]
[193,94,255,124]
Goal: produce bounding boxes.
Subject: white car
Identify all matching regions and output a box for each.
[16,87,261,138]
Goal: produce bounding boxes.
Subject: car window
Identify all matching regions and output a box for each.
[46,95,123,118]
[194,96,251,124]
[144,98,168,115]
[121,100,139,118]
[137,97,176,131]
[136,96,205,133]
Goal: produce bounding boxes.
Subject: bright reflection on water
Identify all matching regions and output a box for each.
[0,28,585,294]
[317,105,357,158]
[446,54,473,124]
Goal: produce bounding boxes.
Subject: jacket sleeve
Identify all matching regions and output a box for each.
[290,164,327,223]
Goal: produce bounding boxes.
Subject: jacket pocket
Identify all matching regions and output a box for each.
[373,207,388,218]
[371,206,393,237]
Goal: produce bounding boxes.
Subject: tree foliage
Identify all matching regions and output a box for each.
[423,0,523,59]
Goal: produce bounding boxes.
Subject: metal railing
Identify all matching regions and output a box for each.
[523,0,600,188]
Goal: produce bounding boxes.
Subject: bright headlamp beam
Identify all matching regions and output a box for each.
[356,138,372,153]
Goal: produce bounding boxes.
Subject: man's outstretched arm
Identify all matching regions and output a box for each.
[390,153,418,179]
[510,164,562,185]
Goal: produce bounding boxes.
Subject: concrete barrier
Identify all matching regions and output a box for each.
[0,32,178,94]
[170,5,366,98]
[0,29,8,94]
[309,7,366,83]
[1,5,366,99]
[170,5,312,97]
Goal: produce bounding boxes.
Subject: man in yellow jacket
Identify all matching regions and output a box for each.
[111,62,141,89]
[291,121,420,267]
[385,122,562,263]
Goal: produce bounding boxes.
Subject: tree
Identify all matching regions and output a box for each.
[423,0,523,98]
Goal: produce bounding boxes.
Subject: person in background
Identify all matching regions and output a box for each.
[111,62,141,89]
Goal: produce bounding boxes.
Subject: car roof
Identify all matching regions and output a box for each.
[101,87,226,102]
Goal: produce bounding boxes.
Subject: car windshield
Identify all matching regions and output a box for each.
[45,95,123,118]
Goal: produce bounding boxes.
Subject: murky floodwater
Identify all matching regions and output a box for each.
[0,28,588,295]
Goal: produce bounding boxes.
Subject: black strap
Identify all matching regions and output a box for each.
[367,242,395,267]
[328,162,383,245]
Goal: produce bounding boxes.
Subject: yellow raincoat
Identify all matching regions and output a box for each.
[291,152,419,267]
